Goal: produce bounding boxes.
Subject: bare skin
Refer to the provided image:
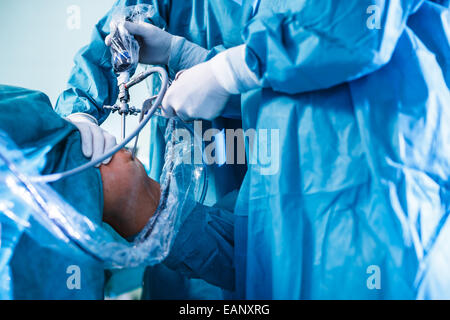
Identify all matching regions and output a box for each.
[100,149,161,238]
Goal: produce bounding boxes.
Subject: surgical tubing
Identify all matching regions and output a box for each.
[29,67,169,183]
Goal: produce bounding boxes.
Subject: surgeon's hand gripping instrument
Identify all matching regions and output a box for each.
[29,13,169,183]
[29,67,168,183]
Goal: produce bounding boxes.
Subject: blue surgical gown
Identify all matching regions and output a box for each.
[229,0,450,299]
[162,0,450,300]
[0,85,104,299]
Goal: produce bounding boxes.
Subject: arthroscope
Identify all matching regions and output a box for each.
[29,22,169,183]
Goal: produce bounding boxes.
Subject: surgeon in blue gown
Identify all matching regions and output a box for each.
[129,0,450,299]
[56,0,247,299]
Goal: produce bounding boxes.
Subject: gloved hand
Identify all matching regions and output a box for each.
[161,45,262,121]
[105,21,209,73]
[161,62,230,121]
[66,113,117,167]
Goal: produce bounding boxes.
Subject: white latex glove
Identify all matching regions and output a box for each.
[105,21,209,71]
[66,113,117,167]
[161,62,230,121]
[161,45,261,121]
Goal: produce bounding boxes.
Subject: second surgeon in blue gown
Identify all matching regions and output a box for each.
[128,0,450,299]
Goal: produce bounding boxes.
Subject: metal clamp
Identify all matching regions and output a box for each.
[104,104,141,116]
[104,68,164,149]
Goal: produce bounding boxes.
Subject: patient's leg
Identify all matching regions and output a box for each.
[100,149,161,238]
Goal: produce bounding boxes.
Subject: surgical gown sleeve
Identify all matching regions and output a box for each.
[243,0,424,94]
[55,0,170,123]
[164,202,235,291]
[55,14,118,123]
[55,0,233,123]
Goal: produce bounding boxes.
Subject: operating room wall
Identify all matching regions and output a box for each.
[0,0,151,166]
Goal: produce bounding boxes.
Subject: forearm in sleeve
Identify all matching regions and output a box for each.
[164,202,235,291]
[55,0,170,123]
[55,15,118,123]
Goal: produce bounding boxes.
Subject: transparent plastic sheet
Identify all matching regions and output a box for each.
[109,4,152,74]
[0,118,206,298]
[135,118,208,242]
[0,169,32,299]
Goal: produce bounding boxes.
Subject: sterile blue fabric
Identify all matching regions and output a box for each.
[0,86,104,299]
[408,0,450,88]
[0,165,32,300]
[143,192,236,299]
[230,0,450,299]
[433,0,450,7]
